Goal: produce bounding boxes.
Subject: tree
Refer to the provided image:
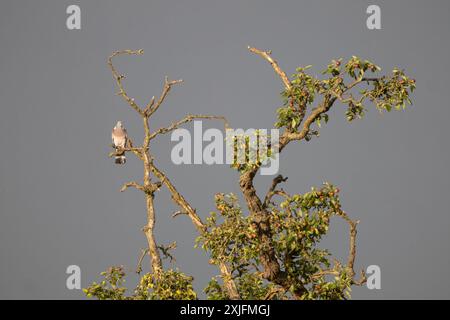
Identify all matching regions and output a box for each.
[84,46,415,300]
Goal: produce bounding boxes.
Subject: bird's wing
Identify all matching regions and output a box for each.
[123,128,128,147]
[112,127,127,148]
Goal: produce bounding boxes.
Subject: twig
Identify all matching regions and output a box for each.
[172,210,187,218]
[108,50,145,116]
[146,77,183,117]
[150,114,230,140]
[120,181,146,193]
[248,46,292,90]
[136,248,149,274]
[264,175,288,207]
[109,147,143,158]
[143,96,155,115]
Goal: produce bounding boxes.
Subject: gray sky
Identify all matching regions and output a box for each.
[0,0,449,299]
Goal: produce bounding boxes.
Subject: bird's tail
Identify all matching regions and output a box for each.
[115,155,126,165]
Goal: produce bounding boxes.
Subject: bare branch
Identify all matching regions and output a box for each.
[150,114,230,140]
[146,77,183,117]
[311,210,367,286]
[172,210,187,218]
[149,163,241,299]
[106,50,240,299]
[306,208,367,290]
[120,181,146,193]
[353,269,368,286]
[248,46,291,90]
[136,248,149,274]
[337,211,360,277]
[109,147,143,159]
[264,175,288,208]
[143,96,155,115]
[108,50,145,116]
[108,50,163,275]
[150,164,206,232]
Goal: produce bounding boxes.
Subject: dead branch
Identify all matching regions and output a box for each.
[136,248,149,274]
[172,210,187,218]
[120,181,146,193]
[310,211,366,286]
[108,50,145,116]
[337,211,366,284]
[149,163,241,299]
[263,175,288,208]
[108,49,240,299]
[143,96,155,115]
[149,114,230,140]
[248,46,291,90]
[146,77,183,117]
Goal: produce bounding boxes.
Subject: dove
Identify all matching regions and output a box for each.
[112,121,128,164]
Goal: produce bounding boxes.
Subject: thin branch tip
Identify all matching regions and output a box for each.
[247,46,291,90]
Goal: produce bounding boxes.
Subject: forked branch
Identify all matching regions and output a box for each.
[108,49,145,116]
[107,49,240,299]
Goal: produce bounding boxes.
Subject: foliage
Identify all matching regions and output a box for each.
[83,266,128,300]
[205,273,275,300]
[197,183,358,299]
[84,267,197,300]
[275,56,415,130]
[134,269,197,300]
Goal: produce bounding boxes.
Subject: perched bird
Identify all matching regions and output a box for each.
[111,121,128,164]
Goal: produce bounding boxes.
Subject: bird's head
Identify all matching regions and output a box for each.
[116,121,124,129]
